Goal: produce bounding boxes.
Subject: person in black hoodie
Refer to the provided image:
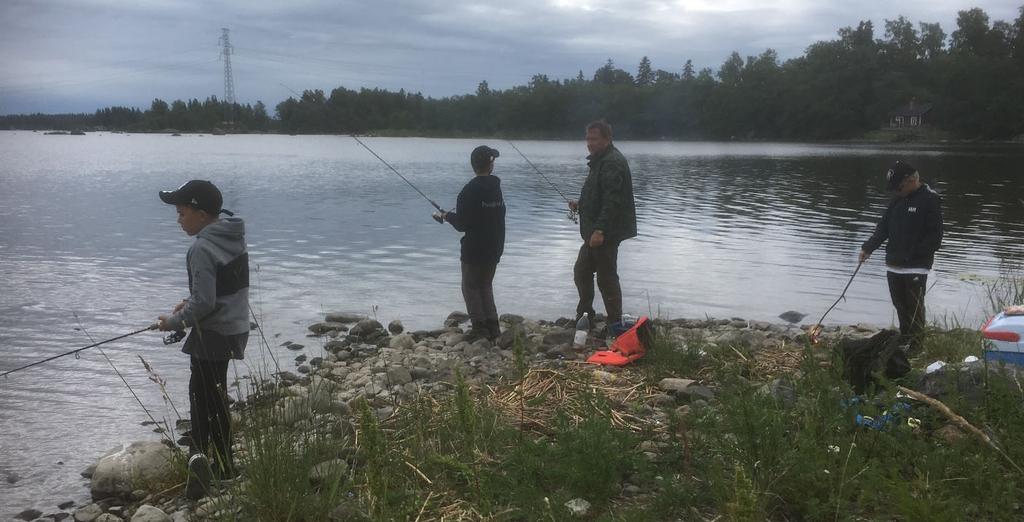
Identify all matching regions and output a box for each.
[860,161,943,353]
[436,146,506,341]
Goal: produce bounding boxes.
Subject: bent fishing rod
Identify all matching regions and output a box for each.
[1,324,160,378]
[351,135,446,223]
[809,261,863,344]
[506,140,579,223]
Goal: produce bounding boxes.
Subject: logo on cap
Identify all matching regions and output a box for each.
[886,169,894,180]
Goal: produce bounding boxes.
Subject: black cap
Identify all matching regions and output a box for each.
[159,180,228,215]
[470,145,499,173]
[886,161,917,191]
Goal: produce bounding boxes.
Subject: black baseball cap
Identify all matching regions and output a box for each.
[470,145,499,173]
[159,180,231,215]
[886,161,917,191]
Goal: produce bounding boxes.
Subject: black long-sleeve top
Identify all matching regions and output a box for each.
[446,175,506,265]
[862,184,944,269]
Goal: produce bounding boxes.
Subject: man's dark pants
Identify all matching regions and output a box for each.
[887,272,927,352]
[574,242,622,324]
[188,355,232,476]
[462,261,499,336]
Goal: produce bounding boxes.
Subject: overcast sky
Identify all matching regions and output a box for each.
[0,0,1021,114]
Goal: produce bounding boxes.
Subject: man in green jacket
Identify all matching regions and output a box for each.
[568,120,637,332]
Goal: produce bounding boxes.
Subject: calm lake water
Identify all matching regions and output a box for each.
[1,132,1023,514]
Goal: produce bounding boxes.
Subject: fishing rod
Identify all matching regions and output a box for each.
[1,323,158,378]
[506,140,579,223]
[809,261,864,344]
[351,135,445,223]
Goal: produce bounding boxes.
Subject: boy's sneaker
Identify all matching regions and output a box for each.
[185,453,213,500]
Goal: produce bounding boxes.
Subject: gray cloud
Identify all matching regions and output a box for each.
[1,0,1021,114]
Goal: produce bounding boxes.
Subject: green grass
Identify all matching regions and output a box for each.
[208,277,1024,521]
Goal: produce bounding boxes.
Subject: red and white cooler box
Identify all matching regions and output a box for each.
[981,305,1024,366]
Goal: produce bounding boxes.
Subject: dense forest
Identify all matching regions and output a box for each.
[3,6,1023,140]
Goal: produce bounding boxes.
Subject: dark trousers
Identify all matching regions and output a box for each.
[887,272,927,352]
[462,261,498,332]
[189,356,232,475]
[574,242,622,324]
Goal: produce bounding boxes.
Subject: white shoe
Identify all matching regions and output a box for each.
[185,453,213,500]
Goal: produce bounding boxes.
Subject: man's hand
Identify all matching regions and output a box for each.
[172,300,187,314]
[858,249,870,264]
[589,230,605,248]
[157,315,172,331]
[568,200,579,212]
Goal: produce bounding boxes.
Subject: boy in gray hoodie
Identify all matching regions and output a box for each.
[157,180,249,498]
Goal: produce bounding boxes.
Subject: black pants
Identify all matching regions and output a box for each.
[574,242,622,324]
[887,272,927,352]
[462,262,498,333]
[189,356,232,476]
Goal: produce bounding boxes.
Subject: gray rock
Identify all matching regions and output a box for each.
[499,313,525,324]
[682,385,716,401]
[296,364,311,374]
[295,354,307,363]
[90,442,175,500]
[497,325,527,349]
[647,393,675,407]
[444,311,470,327]
[324,340,347,353]
[713,329,767,348]
[349,319,385,338]
[387,320,404,335]
[309,459,349,485]
[388,333,415,350]
[58,501,76,510]
[324,312,366,324]
[542,329,574,346]
[286,343,305,351]
[310,357,323,367]
[74,504,103,522]
[409,367,432,380]
[778,311,806,324]
[16,509,42,521]
[308,322,349,335]
[657,378,697,393]
[129,505,170,522]
[94,515,122,522]
[385,367,413,386]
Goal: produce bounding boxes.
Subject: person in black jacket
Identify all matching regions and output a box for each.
[860,161,943,353]
[436,146,506,341]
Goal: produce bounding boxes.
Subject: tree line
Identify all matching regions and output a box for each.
[3,6,1023,140]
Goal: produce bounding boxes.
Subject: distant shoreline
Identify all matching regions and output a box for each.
[6,127,1024,147]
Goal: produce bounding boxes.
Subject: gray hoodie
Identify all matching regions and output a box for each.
[166,217,250,346]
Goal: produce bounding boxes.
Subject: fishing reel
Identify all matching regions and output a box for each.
[567,207,579,224]
[432,210,448,224]
[163,330,186,345]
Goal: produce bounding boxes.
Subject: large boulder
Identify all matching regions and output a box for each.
[90,442,177,500]
[349,319,386,339]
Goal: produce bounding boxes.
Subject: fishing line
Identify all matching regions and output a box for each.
[506,140,578,223]
[350,135,445,221]
[72,313,178,447]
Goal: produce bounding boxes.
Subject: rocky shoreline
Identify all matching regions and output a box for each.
[8,311,906,522]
